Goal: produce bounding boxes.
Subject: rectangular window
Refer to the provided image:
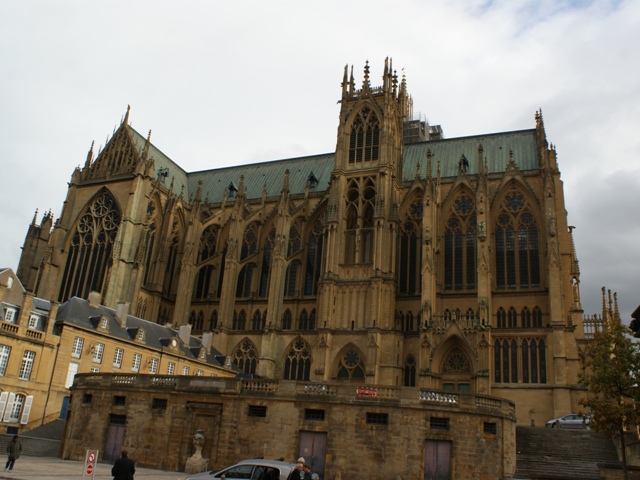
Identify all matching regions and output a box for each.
[247,405,267,417]
[167,362,175,375]
[6,394,24,422]
[113,348,124,368]
[0,345,11,376]
[366,412,389,425]
[83,393,93,404]
[28,315,40,329]
[92,343,104,364]
[71,337,84,359]
[484,422,497,435]
[18,350,35,380]
[152,398,168,410]
[149,358,158,374]
[90,367,100,373]
[114,395,126,406]
[196,369,203,376]
[132,353,142,372]
[4,308,16,323]
[182,366,189,376]
[65,362,79,388]
[430,417,450,430]
[304,409,326,421]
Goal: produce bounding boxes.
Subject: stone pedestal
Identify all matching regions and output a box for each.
[185,429,209,474]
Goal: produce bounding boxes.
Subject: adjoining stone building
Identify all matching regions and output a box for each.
[15,58,594,476]
[0,268,238,432]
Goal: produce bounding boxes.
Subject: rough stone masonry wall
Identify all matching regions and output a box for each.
[61,376,515,480]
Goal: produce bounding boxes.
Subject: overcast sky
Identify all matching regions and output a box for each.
[1,0,638,320]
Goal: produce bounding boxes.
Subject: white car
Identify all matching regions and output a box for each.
[545,413,590,429]
[185,458,298,480]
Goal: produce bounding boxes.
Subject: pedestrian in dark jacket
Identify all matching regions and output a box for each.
[111,450,135,480]
[4,435,22,472]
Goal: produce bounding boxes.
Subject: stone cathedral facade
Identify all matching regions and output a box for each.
[17,59,587,428]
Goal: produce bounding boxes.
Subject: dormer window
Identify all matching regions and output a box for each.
[308,172,319,189]
[137,329,146,342]
[228,182,238,198]
[199,347,207,360]
[28,315,40,330]
[4,308,17,323]
[99,316,109,330]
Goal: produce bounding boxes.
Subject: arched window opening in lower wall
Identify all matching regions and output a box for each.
[283,338,311,381]
[232,339,257,375]
[336,348,365,383]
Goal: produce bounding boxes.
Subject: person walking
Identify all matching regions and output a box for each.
[111,450,136,480]
[4,435,22,472]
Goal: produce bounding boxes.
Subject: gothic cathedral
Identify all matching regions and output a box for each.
[17,59,587,426]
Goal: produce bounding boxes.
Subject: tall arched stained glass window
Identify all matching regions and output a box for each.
[58,192,121,302]
[495,190,540,289]
[349,107,380,163]
[444,193,476,290]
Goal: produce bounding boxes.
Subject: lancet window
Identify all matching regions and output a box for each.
[494,338,518,383]
[398,201,422,295]
[259,228,275,298]
[198,225,218,263]
[495,190,541,289]
[404,355,417,387]
[285,260,300,297]
[283,338,311,381]
[304,219,324,295]
[522,338,547,383]
[282,309,292,330]
[58,192,121,302]
[344,178,375,264]
[209,310,218,330]
[236,263,255,298]
[349,107,380,163]
[444,193,476,290]
[251,310,264,331]
[163,221,181,297]
[232,310,247,330]
[288,223,301,257]
[142,201,157,287]
[241,222,259,260]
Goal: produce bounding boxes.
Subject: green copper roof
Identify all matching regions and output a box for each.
[403,129,539,180]
[189,153,334,204]
[128,126,539,202]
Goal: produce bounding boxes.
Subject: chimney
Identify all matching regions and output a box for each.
[179,324,192,346]
[87,291,102,308]
[116,302,129,328]
[201,332,213,354]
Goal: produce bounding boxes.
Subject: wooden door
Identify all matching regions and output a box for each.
[298,431,327,479]
[424,439,451,480]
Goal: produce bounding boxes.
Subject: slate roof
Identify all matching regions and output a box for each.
[56,297,235,370]
[126,125,540,203]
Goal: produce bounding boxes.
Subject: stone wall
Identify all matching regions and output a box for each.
[62,374,517,480]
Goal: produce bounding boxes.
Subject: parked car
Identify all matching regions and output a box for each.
[545,413,590,429]
[185,458,298,480]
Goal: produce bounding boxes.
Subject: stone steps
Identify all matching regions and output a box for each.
[515,426,620,479]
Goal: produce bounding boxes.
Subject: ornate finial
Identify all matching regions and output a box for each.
[85,140,95,168]
[32,209,38,226]
[142,130,152,161]
[238,175,245,197]
[282,169,290,194]
[363,60,370,89]
[123,105,131,125]
[415,161,421,180]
